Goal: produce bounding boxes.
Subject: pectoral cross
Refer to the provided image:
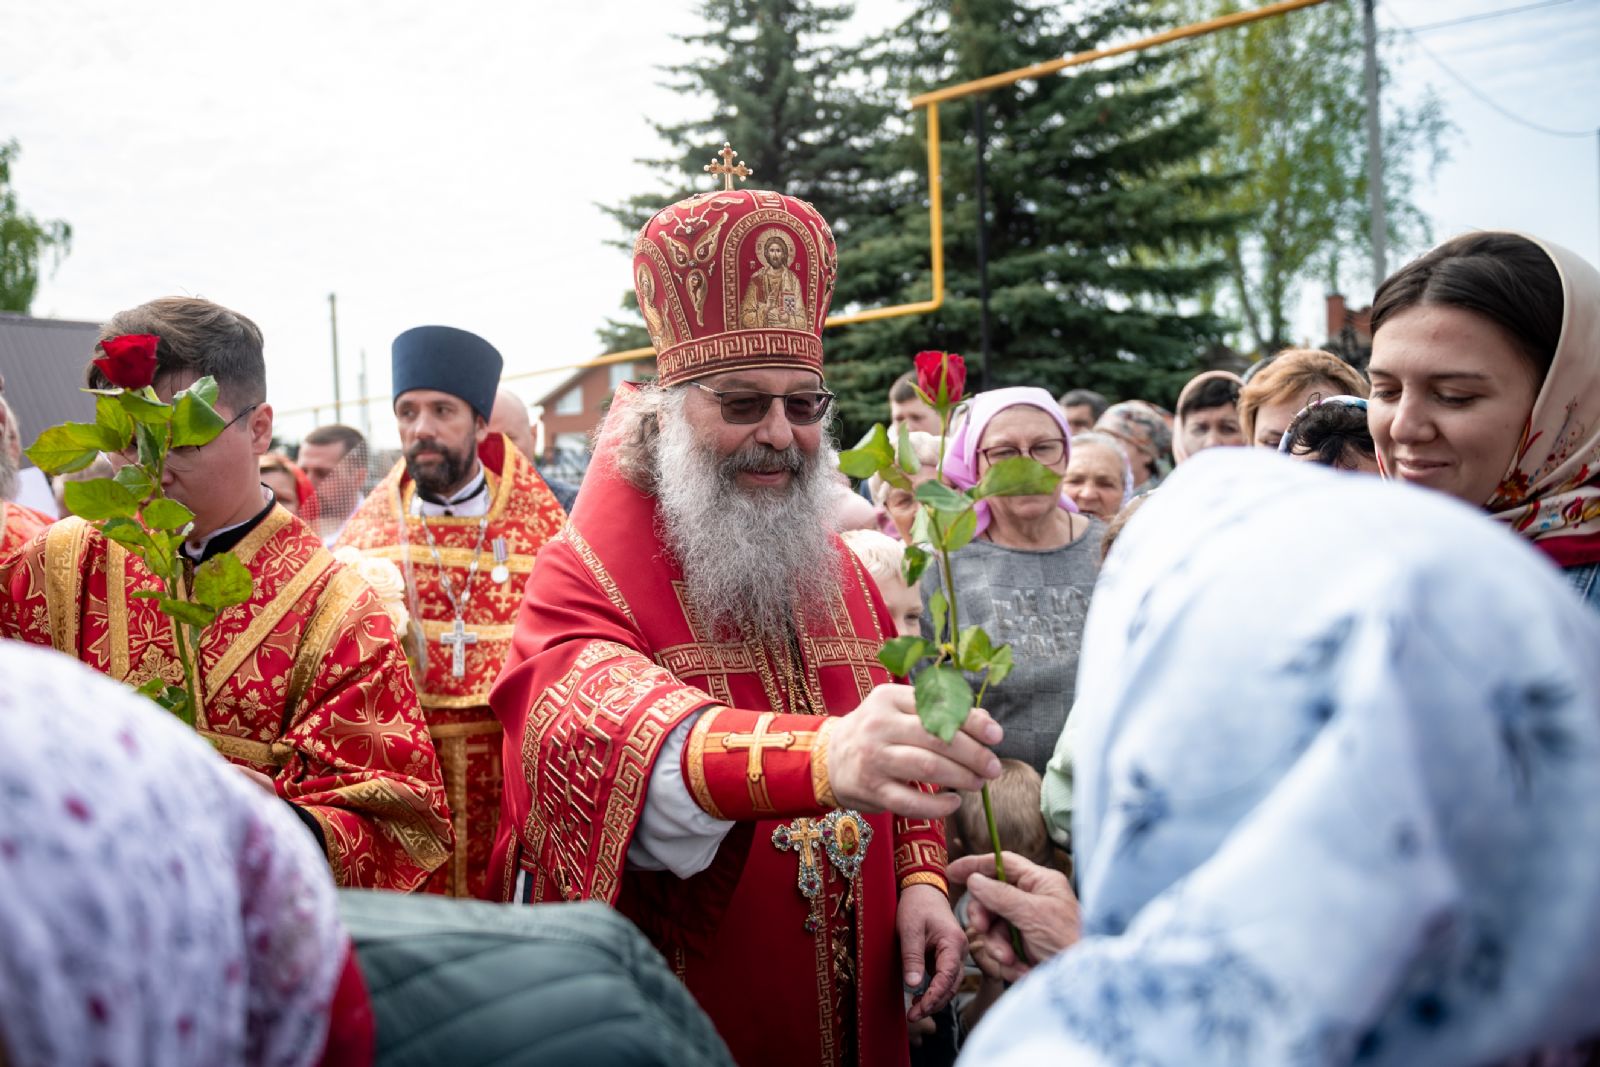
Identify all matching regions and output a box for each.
[724,712,797,782]
[704,142,752,191]
[773,818,824,901]
[441,617,478,678]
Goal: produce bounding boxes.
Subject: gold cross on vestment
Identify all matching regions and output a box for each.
[705,142,752,191]
[778,819,822,870]
[723,711,797,782]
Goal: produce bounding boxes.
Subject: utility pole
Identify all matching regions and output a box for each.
[357,347,370,439]
[328,292,342,423]
[972,96,994,392]
[1362,0,1388,293]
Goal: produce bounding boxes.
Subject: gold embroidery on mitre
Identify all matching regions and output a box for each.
[739,226,808,330]
[636,263,677,351]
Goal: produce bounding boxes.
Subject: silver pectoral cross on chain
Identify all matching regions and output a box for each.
[441,616,478,678]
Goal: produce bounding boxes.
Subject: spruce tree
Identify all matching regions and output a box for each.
[826,0,1244,440]
[596,0,901,355]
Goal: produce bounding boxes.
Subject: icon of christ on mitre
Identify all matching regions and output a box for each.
[489,145,1005,1067]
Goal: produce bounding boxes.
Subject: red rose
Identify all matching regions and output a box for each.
[914,350,967,407]
[93,334,160,390]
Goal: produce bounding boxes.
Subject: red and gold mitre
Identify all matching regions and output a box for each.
[633,143,838,387]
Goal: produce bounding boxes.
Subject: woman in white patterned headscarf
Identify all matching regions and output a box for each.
[956,449,1600,1066]
[0,642,367,1067]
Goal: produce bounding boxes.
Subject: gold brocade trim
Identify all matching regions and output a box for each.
[561,526,638,628]
[812,717,838,808]
[419,619,515,641]
[229,505,293,568]
[361,544,535,572]
[42,519,90,655]
[419,689,497,710]
[205,546,334,702]
[442,733,471,896]
[283,568,367,725]
[428,720,501,740]
[899,872,948,894]
[330,778,451,872]
[305,806,345,882]
[105,539,131,681]
[683,710,727,819]
[199,729,292,768]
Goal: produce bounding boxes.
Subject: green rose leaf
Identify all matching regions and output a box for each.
[910,506,941,551]
[135,677,194,726]
[837,446,883,480]
[192,552,253,612]
[972,455,1063,500]
[987,643,1015,688]
[130,589,164,600]
[25,425,103,474]
[94,395,135,451]
[838,423,897,481]
[939,505,979,553]
[901,543,930,586]
[170,387,228,448]
[117,388,173,425]
[101,517,156,555]
[896,422,921,477]
[141,497,195,532]
[157,596,216,628]
[914,664,974,742]
[134,422,164,468]
[928,588,948,646]
[957,625,995,673]
[185,375,220,408]
[914,479,972,515]
[63,477,140,521]
[113,463,157,501]
[877,635,932,678]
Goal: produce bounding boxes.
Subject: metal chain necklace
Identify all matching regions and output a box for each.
[415,507,491,678]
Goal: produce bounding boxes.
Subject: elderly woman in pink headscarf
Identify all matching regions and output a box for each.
[920,387,1104,773]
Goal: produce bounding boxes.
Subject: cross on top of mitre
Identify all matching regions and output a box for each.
[705,142,753,190]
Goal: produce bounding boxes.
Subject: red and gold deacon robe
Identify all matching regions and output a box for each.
[491,406,947,1067]
[335,433,565,898]
[1,500,52,561]
[0,505,453,892]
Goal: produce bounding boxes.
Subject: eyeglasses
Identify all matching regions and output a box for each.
[114,403,259,468]
[691,383,835,426]
[977,438,1067,465]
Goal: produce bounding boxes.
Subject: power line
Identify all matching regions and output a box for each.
[1382,1,1598,138]
[1401,0,1581,34]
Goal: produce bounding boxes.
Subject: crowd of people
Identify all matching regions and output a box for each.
[1,153,1598,1067]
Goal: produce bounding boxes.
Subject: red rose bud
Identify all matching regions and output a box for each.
[93,334,160,391]
[914,350,967,408]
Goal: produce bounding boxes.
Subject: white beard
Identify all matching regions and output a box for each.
[653,392,840,645]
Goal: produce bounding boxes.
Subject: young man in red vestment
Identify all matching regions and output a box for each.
[336,326,567,898]
[0,297,452,892]
[491,161,1004,1067]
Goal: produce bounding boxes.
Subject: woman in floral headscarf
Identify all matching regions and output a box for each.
[1094,401,1171,493]
[1367,231,1600,608]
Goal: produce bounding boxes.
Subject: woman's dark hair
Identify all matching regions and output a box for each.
[1287,401,1377,470]
[1371,232,1563,385]
[1178,376,1240,419]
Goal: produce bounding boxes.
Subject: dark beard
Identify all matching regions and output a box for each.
[405,440,476,499]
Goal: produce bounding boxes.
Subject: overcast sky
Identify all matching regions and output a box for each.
[3,0,1596,445]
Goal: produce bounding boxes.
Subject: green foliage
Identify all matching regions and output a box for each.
[170,381,228,446]
[1160,0,1451,355]
[914,664,974,742]
[878,635,933,677]
[62,478,140,521]
[972,455,1063,499]
[25,424,104,474]
[192,554,253,612]
[141,498,195,531]
[0,140,72,314]
[902,542,930,586]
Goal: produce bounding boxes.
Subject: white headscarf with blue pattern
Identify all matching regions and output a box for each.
[963,448,1600,1066]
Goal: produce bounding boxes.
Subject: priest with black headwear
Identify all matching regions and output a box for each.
[336,324,567,898]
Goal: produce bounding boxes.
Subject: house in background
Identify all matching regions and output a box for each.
[1324,293,1373,368]
[533,356,655,479]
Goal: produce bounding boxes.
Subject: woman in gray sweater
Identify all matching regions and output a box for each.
[921,387,1104,773]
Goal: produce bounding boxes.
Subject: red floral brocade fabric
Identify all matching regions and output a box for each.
[0,506,452,891]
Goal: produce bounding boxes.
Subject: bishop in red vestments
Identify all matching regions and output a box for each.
[491,155,1004,1067]
[0,297,451,892]
[337,326,567,898]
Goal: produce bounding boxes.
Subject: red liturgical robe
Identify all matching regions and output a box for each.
[1,499,52,561]
[490,393,948,1067]
[0,506,453,891]
[336,434,566,898]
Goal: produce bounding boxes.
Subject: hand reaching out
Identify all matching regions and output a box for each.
[948,851,1081,983]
